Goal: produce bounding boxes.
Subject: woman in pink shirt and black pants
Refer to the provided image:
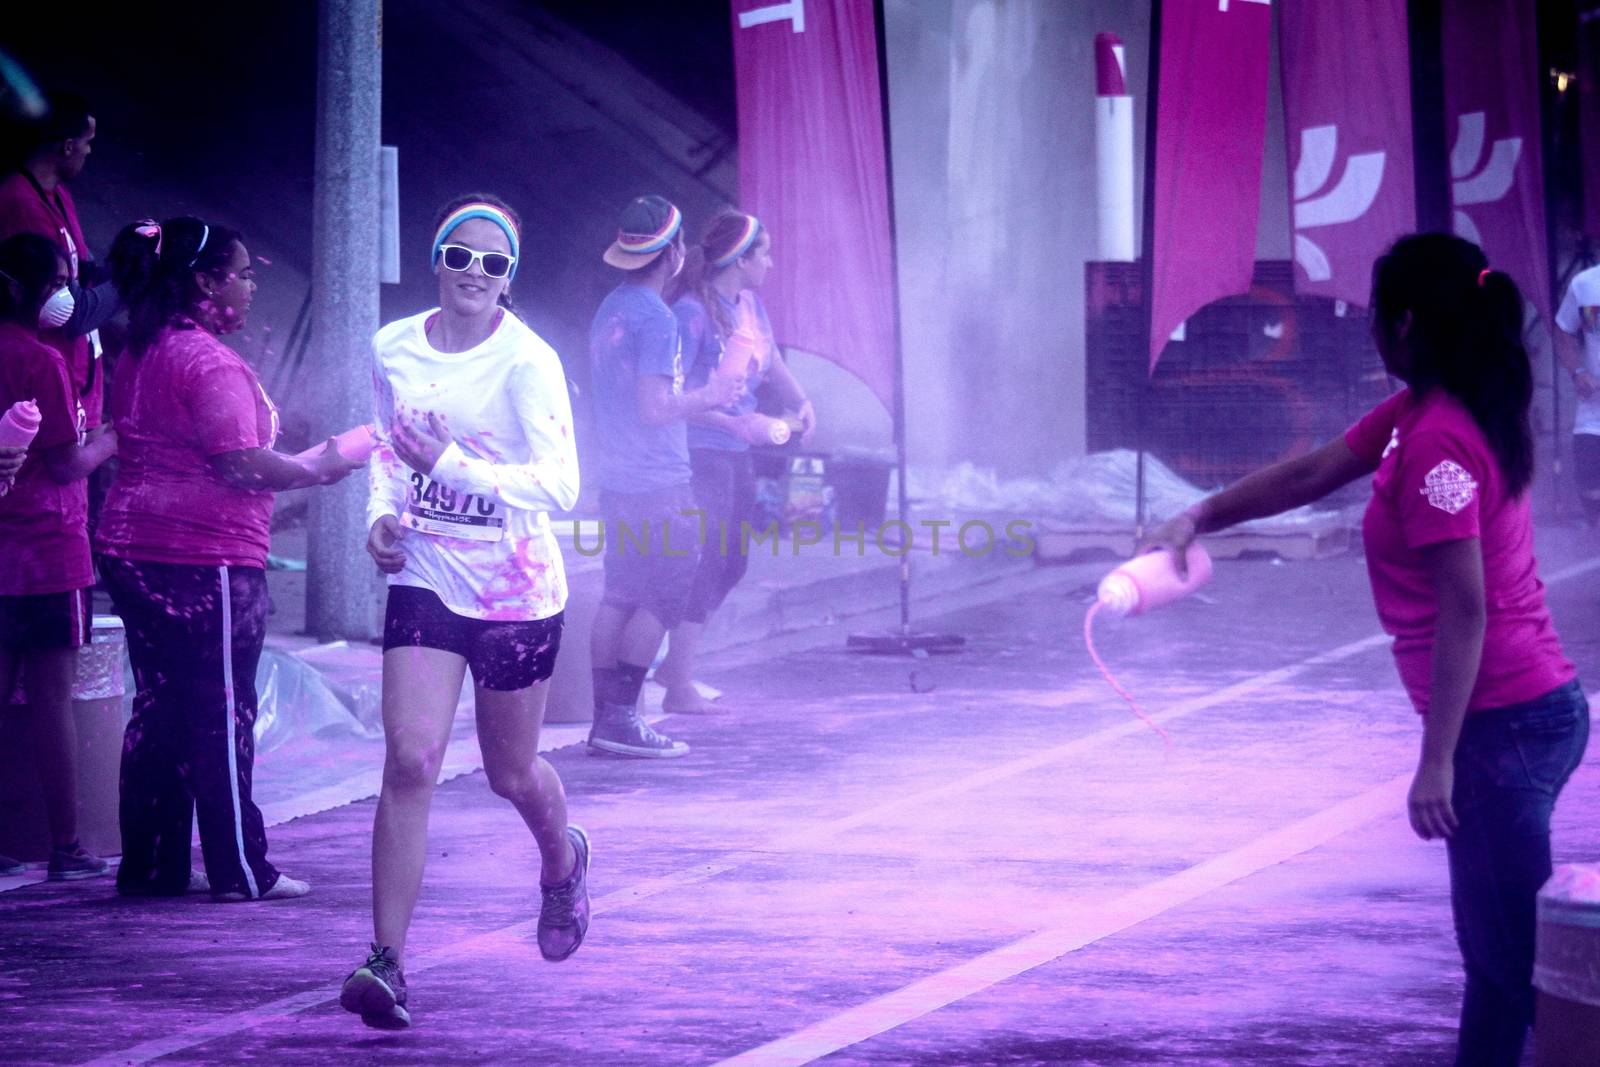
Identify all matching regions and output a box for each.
[99,218,360,901]
[1154,233,1588,1066]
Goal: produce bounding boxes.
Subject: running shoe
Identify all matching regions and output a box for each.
[538,825,591,962]
[46,842,108,881]
[340,943,410,1030]
[587,704,690,758]
[0,854,25,876]
[214,874,311,902]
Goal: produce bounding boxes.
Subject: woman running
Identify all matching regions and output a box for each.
[340,194,586,1030]
[656,211,814,712]
[99,217,361,900]
[1151,233,1588,1067]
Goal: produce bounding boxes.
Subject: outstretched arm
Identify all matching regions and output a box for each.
[1145,436,1376,574]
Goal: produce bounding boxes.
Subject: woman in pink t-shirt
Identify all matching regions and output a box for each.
[99,218,360,902]
[0,232,117,881]
[1152,233,1588,1066]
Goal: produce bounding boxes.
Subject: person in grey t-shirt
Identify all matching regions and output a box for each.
[586,196,739,759]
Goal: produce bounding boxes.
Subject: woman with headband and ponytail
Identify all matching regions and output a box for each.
[341,193,585,1030]
[98,217,363,903]
[1151,233,1586,1065]
[656,210,814,713]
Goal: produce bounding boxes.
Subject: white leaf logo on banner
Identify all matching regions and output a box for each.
[738,0,805,33]
[1449,112,1522,247]
[1420,460,1478,515]
[1291,125,1385,282]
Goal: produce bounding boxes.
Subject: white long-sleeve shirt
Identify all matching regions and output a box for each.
[368,308,579,621]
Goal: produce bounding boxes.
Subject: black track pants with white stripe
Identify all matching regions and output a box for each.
[102,558,279,898]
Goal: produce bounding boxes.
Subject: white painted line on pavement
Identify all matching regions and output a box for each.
[77,554,1600,1063]
[714,774,1413,1067]
[79,626,1402,1066]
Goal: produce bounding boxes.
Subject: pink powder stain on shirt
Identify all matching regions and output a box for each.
[475,538,553,618]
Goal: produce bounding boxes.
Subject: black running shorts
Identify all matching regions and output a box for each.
[382,585,563,691]
[0,588,91,651]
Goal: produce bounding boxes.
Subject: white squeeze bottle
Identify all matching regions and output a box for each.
[1084,543,1213,746]
[295,424,379,464]
[0,400,41,497]
[0,399,41,448]
[1096,543,1213,615]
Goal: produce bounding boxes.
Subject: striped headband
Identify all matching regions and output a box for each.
[616,203,682,256]
[432,203,521,280]
[711,214,763,269]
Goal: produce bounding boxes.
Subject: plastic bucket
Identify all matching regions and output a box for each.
[1534,863,1600,1066]
[827,456,892,530]
[0,614,127,861]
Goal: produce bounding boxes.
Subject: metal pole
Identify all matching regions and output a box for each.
[1136,0,1165,542]
[874,0,912,636]
[307,0,383,640]
[1406,0,1451,234]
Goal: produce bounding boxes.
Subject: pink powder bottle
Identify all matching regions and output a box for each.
[0,399,41,449]
[1096,544,1213,616]
[296,424,378,464]
[0,399,41,497]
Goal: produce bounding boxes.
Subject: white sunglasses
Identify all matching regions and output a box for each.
[438,244,516,279]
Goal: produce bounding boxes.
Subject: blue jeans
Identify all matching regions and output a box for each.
[1446,679,1589,1067]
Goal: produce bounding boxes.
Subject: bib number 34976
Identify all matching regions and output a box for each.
[402,473,505,543]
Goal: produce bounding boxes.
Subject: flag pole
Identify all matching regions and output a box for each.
[1135,0,1166,542]
[848,0,964,655]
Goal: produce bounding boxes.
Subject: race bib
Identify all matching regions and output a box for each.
[402,473,505,542]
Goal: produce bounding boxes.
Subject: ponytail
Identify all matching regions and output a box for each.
[664,210,763,339]
[109,216,240,357]
[1372,233,1534,495]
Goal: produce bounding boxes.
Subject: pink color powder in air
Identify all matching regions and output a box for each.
[1083,601,1171,747]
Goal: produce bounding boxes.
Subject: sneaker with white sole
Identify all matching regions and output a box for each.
[340,944,410,1029]
[214,873,310,902]
[117,870,211,897]
[587,704,689,758]
[46,842,108,881]
[538,825,591,962]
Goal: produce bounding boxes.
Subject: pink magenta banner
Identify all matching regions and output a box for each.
[1442,0,1550,320]
[1280,0,1415,309]
[730,0,896,410]
[1148,0,1273,372]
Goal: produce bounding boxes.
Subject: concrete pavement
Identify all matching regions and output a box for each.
[2,524,1597,1065]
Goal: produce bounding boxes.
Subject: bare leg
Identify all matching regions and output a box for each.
[617,607,667,674]
[475,680,574,885]
[657,621,712,713]
[589,602,629,671]
[22,649,80,849]
[371,646,466,962]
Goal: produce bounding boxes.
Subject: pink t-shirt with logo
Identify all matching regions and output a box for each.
[1345,388,1573,714]
[96,323,279,569]
[0,322,90,595]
